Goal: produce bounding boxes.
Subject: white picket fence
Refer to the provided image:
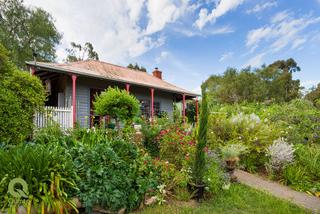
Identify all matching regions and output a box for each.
[34,106,73,130]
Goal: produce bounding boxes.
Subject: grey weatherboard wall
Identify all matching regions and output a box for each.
[65,76,174,127]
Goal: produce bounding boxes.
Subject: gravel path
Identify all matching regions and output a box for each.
[235,170,320,213]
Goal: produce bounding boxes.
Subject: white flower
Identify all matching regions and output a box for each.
[266,138,295,171]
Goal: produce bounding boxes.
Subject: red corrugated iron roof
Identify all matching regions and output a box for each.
[26,60,198,97]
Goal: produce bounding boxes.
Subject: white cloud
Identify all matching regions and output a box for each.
[24,0,195,63]
[155,51,170,63]
[194,0,245,30]
[246,11,320,53]
[246,1,277,14]
[175,25,234,37]
[219,51,233,62]
[244,52,265,67]
[291,38,306,50]
[271,10,290,23]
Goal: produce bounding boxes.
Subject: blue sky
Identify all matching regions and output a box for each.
[25,0,320,93]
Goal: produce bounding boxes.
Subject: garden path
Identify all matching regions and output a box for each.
[235,170,320,213]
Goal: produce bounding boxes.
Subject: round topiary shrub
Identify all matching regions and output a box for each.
[93,87,140,126]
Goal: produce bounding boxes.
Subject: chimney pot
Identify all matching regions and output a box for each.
[152,67,162,79]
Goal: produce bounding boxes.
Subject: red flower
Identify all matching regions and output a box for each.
[203,146,209,153]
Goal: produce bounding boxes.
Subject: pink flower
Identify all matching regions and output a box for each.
[189,141,194,146]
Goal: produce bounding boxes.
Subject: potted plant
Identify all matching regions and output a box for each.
[191,85,208,201]
[220,143,247,182]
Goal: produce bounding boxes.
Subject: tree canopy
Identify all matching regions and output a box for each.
[204,58,301,104]
[65,41,99,62]
[305,84,320,108]
[0,0,61,68]
[127,63,147,72]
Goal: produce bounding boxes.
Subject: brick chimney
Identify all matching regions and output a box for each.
[152,67,162,79]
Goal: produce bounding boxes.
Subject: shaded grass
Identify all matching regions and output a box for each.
[136,184,309,214]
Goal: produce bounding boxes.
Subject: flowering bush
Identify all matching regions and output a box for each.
[208,111,280,172]
[266,138,295,173]
[158,124,196,170]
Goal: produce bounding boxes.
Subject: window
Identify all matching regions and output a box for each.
[140,100,161,118]
[140,100,150,118]
[154,102,161,117]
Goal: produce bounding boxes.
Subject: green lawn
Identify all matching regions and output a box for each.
[136,184,309,214]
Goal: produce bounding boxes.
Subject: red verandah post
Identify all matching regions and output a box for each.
[182,94,186,123]
[126,83,130,92]
[72,75,77,127]
[150,88,154,121]
[195,97,199,123]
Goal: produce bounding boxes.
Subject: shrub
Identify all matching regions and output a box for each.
[141,117,172,157]
[266,138,295,174]
[0,144,78,213]
[141,121,162,157]
[158,124,196,170]
[33,123,65,144]
[282,144,320,195]
[0,45,46,144]
[93,87,140,125]
[71,140,157,212]
[208,110,280,172]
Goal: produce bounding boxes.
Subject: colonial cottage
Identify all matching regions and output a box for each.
[26,60,198,128]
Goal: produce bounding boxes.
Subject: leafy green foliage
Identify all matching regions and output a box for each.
[193,85,208,184]
[71,140,157,212]
[94,87,140,124]
[204,58,301,104]
[282,144,320,195]
[208,99,320,172]
[204,158,225,195]
[0,0,61,68]
[186,101,197,124]
[141,121,162,157]
[65,41,99,62]
[0,144,78,213]
[33,123,65,144]
[305,84,320,108]
[140,117,172,157]
[0,44,46,144]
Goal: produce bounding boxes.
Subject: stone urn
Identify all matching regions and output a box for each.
[225,157,239,182]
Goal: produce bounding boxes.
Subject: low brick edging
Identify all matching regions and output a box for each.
[235,169,320,213]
